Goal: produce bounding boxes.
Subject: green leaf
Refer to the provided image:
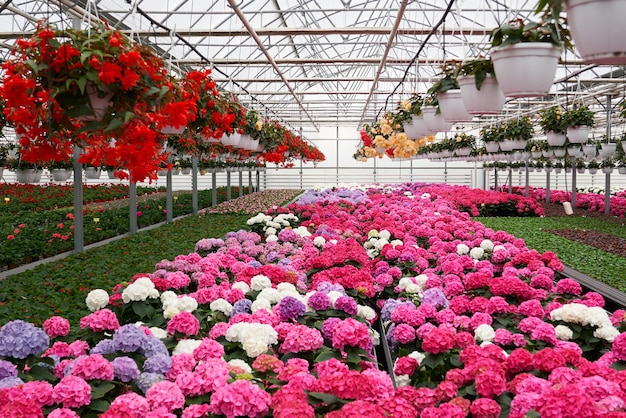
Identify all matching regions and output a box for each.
[308,391,341,405]
[421,353,444,369]
[314,350,341,363]
[104,117,124,132]
[132,301,149,318]
[90,381,116,399]
[88,399,111,412]
[77,77,88,95]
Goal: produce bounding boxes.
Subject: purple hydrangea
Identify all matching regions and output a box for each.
[90,339,116,355]
[398,251,417,263]
[113,325,148,353]
[232,299,252,316]
[266,251,280,262]
[316,281,347,295]
[143,354,172,375]
[0,376,24,389]
[307,291,331,311]
[321,317,341,340]
[139,336,169,357]
[247,260,262,268]
[134,372,165,394]
[112,356,140,382]
[334,296,358,316]
[277,296,306,322]
[194,238,225,254]
[421,288,450,309]
[0,360,18,379]
[0,320,50,359]
[381,299,416,322]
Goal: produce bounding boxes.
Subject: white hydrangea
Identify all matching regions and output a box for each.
[379,230,391,241]
[358,305,376,321]
[313,236,327,247]
[160,291,178,303]
[368,230,379,238]
[122,280,159,303]
[414,274,428,288]
[395,374,411,387]
[585,307,612,328]
[276,282,297,294]
[555,325,573,340]
[228,359,253,373]
[246,213,272,226]
[264,227,277,236]
[86,289,109,312]
[163,307,181,320]
[293,226,311,238]
[480,239,495,251]
[266,235,279,242]
[374,238,389,251]
[474,324,496,342]
[257,288,281,304]
[550,303,612,328]
[405,283,421,294]
[369,328,380,346]
[232,281,251,294]
[177,296,198,313]
[241,339,271,358]
[456,244,470,255]
[266,221,282,229]
[493,245,506,252]
[173,339,202,355]
[149,327,168,339]
[134,277,155,288]
[250,275,272,291]
[329,239,338,245]
[251,298,272,313]
[226,323,278,347]
[326,291,344,305]
[594,326,620,342]
[210,298,233,316]
[469,247,485,260]
[398,277,413,290]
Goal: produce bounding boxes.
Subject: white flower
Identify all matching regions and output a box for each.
[594,326,620,342]
[276,282,297,294]
[493,245,506,252]
[329,239,338,245]
[369,329,380,346]
[374,238,389,251]
[414,274,428,288]
[555,325,573,340]
[379,230,391,241]
[264,227,277,236]
[456,244,470,255]
[405,283,421,294]
[133,277,155,288]
[85,289,109,312]
[149,327,168,339]
[293,226,311,237]
[210,298,233,316]
[163,307,180,320]
[241,339,270,358]
[228,359,253,373]
[177,296,198,313]
[266,235,279,242]
[395,374,411,387]
[250,275,272,291]
[326,291,344,304]
[257,288,281,304]
[420,193,430,199]
[480,239,495,251]
[398,277,413,290]
[469,247,485,260]
[173,339,202,355]
[232,281,251,294]
[368,230,379,238]
[358,305,376,321]
[474,324,496,342]
[313,236,326,247]
[585,307,612,328]
[160,291,178,303]
[251,298,272,313]
[391,239,403,247]
[122,281,159,303]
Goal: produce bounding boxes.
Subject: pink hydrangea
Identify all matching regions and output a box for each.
[48,408,80,418]
[53,376,91,409]
[42,316,71,338]
[392,323,416,344]
[79,309,120,332]
[470,397,501,418]
[70,354,114,381]
[331,318,371,351]
[193,338,225,361]
[16,380,55,407]
[422,326,456,354]
[182,403,211,418]
[167,312,200,336]
[146,381,185,412]
[612,332,626,361]
[209,380,271,418]
[280,325,324,353]
[108,392,149,416]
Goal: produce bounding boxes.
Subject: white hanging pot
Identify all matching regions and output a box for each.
[542,149,554,158]
[51,169,72,182]
[511,139,527,150]
[490,43,562,97]
[403,121,418,139]
[583,144,597,157]
[410,115,430,138]
[546,131,567,147]
[422,106,453,133]
[553,147,567,158]
[618,167,626,174]
[565,0,626,65]
[531,151,542,159]
[599,143,617,159]
[162,124,186,135]
[499,140,514,152]
[566,126,590,144]
[457,75,506,115]
[602,166,614,174]
[84,167,101,179]
[437,90,473,123]
[485,142,500,153]
[567,146,582,158]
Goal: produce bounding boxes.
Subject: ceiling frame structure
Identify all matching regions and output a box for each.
[0,0,624,135]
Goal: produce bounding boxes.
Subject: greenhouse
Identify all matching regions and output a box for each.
[1,1,626,417]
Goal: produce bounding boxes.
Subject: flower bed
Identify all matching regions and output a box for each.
[1,183,626,417]
[502,185,626,218]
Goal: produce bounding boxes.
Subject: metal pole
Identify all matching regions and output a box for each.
[572,158,577,207]
[192,156,198,213]
[239,170,244,197]
[248,170,253,193]
[166,166,173,223]
[605,94,612,215]
[410,158,413,182]
[546,170,551,203]
[212,171,217,206]
[493,169,498,190]
[129,181,138,234]
[508,168,513,194]
[256,170,260,191]
[72,146,84,252]
[525,163,529,197]
[226,170,231,200]
[299,158,303,189]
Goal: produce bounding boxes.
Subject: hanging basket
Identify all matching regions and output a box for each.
[84,167,102,179]
[553,148,567,158]
[78,83,114,121]
[618,167,626,174]
[422,106,452,133]
[485,142,500,153]
[51,169,72,182]
[566,126,589,144]
[437,90,473,123]
[490,43,562,97]
[162,124,187,135]
[457,75,506,115]
[15,168,38,184]
[565,0,626,64]
[567,146,582,158]
[546,131,567,147]
[583,144,597,157]
[410,115,430,138]
[499,140,515,152]
[531,151,542,159]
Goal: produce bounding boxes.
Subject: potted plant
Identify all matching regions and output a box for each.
[563,105,595,144]
[538,106,567,146]
[49,157,73,182]
[617,158,626,175]
[503,117,533,150]
[428,61,472,123]
[587,159,600,174]
[457,58,506,115]
[421,94,453,134]
[481,126,504,153]
[553,160,564,173]
[601,158,615,174]
[452,132,476,156]
[489,13,571,97]
[536,0,626,65]
[527,139,545,159]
